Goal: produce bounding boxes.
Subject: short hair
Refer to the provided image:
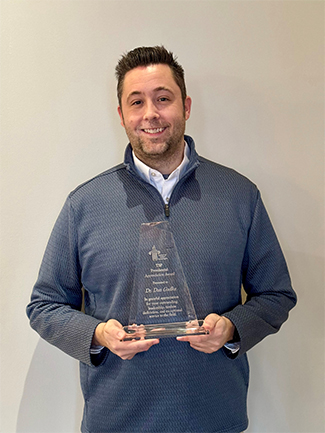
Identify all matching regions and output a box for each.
[115,46,187,107]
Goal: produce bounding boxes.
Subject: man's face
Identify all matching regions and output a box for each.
[118,64,191,167]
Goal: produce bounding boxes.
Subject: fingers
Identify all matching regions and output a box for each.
[177,332,216,353]
[177,314,232,354]
[100,319,159,360]
[109,337,160,360]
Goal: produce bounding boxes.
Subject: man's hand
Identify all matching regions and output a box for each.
[92,319,159,360]
[177,314,235,354]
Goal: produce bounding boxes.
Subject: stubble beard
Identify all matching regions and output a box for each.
[126,116,186,166]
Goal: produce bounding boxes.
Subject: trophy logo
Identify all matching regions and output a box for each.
[149,245,167,261]
[123,221,208,340]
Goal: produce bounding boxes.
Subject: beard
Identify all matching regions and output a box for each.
[124,115,186,165]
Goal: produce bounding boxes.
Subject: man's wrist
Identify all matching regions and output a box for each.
[222,316,235,343]
[222,318,240,354]
[92,322,105,347]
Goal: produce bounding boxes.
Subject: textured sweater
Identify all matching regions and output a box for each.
[27,135,297,433]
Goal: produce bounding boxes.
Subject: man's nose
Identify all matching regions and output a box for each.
[143,101,159,120]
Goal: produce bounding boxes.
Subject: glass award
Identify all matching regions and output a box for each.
[123,221,208,340]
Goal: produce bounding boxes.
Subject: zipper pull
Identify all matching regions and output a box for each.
[164,203,170,217]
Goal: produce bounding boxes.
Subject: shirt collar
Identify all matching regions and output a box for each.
[132,141,190,183]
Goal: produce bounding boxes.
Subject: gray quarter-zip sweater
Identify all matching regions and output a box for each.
[27,135,296,433]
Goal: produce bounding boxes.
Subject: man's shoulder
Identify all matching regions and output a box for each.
[197,155,257,190]
[68,162,126,199]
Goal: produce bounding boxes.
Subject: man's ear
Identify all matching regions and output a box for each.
[117,106,125,127]
[184,96,192,121]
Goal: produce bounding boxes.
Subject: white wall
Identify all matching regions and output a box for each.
[1,1,324,432]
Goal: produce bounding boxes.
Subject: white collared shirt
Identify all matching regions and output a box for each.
[132,142,190,204]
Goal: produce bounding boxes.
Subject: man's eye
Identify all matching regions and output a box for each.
[159,97,168,102]
[132,100,142,106]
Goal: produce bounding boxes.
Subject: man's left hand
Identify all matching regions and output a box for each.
[177,314,235,354]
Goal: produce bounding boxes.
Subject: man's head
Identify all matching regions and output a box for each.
[115,47,191,173]
[115,46,187,108]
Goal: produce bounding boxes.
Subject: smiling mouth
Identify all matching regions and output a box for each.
[142,127,166,134]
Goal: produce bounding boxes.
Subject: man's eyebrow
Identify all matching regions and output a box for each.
[126,87,174,101]
[154,86,173,93]
[126,91,142,100]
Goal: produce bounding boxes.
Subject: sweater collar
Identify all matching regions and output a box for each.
[123,135,200,177]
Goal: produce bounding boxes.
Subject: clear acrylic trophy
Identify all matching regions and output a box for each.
[123,221,208,340]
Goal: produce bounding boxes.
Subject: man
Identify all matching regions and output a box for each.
[27,46,297,433]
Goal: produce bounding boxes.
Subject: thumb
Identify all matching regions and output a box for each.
[107,319,125,339]
[203,313,221,331]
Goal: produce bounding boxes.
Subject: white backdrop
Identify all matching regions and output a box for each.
[1,1,324,432]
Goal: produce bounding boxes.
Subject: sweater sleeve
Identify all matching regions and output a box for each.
[223,190,297,357]
[26,197,105,367]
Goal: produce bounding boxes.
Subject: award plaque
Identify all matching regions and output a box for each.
[123,221,208,340]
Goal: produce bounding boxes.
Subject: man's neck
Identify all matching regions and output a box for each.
[132,141,190,182]
[133,143,185,175]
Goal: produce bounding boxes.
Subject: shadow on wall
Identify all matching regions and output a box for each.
[17,338,83,433]
[247,250,324,433]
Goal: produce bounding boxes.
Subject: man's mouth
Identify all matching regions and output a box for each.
[142,127,166,135]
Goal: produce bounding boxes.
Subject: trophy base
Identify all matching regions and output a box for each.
[122,320,209,341]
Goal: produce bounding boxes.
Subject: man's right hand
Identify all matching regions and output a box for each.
[92,319,159,360]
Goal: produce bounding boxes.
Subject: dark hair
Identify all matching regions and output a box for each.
[115,46,187,107]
